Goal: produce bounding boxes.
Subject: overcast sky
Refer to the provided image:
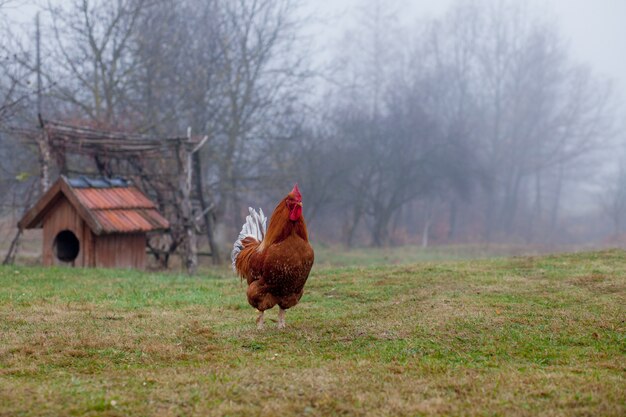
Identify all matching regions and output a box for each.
[5,0,626,107]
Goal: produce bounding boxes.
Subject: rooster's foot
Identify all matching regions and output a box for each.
[277,307,286,329]
[256,310,265,329]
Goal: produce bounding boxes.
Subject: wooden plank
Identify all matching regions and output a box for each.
[95,233,146,269]
[83,222,95,267]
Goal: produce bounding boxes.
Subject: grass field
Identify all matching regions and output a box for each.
[311,243,557,267]
[0,250,624,416]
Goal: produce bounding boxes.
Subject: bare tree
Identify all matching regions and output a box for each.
[42,0,146,124]
[429,0,615,242]
[0,9,32,128]
[0,3,40,198]
[209,0,312,228]
[601,150,626,236]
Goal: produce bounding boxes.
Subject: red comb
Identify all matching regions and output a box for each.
[290,183,302,201]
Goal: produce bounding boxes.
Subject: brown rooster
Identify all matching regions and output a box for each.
[232,184,314,329]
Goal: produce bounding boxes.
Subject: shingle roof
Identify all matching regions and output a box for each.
[18,176,170,234]
[73,187,156,210]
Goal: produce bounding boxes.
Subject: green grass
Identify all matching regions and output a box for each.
[311,243,553,267]
[0,250,624,416]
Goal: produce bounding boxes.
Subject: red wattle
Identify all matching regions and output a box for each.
[290,205,302,221]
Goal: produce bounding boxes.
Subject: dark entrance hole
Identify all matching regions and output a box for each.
[53,230,80,262]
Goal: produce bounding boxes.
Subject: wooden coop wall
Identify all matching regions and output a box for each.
[41,196,147,269]
[42,197,94,267]
[94,233,146,269]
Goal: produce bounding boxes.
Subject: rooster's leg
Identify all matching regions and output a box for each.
[277,307,286,329]
[256,310,265,329]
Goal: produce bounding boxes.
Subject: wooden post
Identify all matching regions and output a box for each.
[7,116,52,265]
[37,116,51,193]
[177,135,197,274]
[177,129,209,274]
[35,17,50,193]
[36,13,42,116]
[2,229,23,265]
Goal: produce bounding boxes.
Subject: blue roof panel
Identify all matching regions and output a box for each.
[66,176,130,189]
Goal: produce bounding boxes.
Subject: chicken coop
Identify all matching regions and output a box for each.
[18,176,169,269]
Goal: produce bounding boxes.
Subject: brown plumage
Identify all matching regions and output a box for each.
[232,184,314,329]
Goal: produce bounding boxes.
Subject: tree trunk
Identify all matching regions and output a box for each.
[372,208,392,247]
[421,220,431,248]
[549,162,564,237]
[526,170,542,243]
[501,171,523,236]
[422,202,433,248]
[448,199,457,241]
[346,200,364,248]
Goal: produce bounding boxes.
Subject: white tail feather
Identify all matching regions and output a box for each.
[231,207,267,270]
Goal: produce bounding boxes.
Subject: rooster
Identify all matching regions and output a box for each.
[232,184,314,329]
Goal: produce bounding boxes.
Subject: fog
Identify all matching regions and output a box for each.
[304,0,626,97]
[1,0,625,266]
